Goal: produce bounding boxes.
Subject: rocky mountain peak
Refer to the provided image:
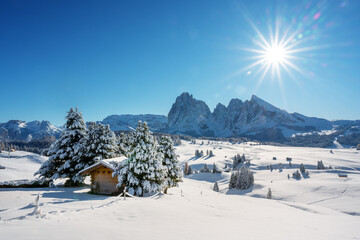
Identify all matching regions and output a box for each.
[167,92,212,136]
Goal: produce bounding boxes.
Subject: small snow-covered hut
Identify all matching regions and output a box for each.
[78,157,127,195]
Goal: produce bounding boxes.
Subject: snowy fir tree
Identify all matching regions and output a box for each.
[317,160,325,170]
[195,149,203,158]
[209,150,214,157]
[113,121,165,196]
[75,122,119,178]
[267,188,272,199]
[35,108,87,184]
[187,165,192,175]
[300,163,306,173]
[293,170,301,179]
[158,136,183,194]
[213,181,219,192]
[200,163,211,173]
[236,166,254,190]
[229,171,238,189]
[212,163,221,173]
[117,132,132,157]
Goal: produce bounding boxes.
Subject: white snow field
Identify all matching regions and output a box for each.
[0,151,47,182]
[1,143,360,240]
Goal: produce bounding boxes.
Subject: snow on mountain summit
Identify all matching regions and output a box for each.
[0,120,62,141]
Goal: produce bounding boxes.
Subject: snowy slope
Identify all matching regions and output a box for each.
[0,151,47,182]
[1,143,360,239]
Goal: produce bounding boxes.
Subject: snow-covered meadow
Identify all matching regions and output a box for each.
[1,141,360,239]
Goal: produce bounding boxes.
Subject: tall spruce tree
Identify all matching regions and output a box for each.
[236,166,254,190]
[117,132,132,157]
[75,122,118,178]
[158,136,183,193]
[114,121,165,196]
[35,108,87,183]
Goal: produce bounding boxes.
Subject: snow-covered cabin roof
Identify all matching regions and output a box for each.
[78,156,127,175]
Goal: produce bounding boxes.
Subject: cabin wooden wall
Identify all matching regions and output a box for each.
[90,166,119,195]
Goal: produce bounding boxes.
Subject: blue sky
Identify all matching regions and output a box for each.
[1,0,359,126]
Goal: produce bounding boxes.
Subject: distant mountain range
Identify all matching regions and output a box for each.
[0,120,62,142]
[1,92,359,148]
[166,93,360,143]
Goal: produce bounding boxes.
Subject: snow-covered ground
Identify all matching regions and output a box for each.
[1,143,360,239]
[0,151,47,182]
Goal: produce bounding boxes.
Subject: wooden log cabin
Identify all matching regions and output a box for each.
[78,157,127,195]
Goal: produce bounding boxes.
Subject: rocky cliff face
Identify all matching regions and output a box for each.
[167,92,335,138]
[167,92,213,136]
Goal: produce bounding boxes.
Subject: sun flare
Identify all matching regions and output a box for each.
[241,19,309,87]
[264,44,287,65]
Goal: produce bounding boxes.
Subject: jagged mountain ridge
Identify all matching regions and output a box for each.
[166,92,356,140]
[0,120,62,142]
[2,92,359,147]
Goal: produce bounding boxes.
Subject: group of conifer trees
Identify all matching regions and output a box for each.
[35,108,182,195]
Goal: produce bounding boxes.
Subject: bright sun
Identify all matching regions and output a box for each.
[264,44,287,65]
[242,20,305,86]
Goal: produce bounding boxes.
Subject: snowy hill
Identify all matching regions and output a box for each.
[0,151,47,182]
[0,120,62,142]
[0,142,360,239]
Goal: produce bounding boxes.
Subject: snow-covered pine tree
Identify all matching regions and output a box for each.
[200,163,211,173]
[267,188,272,199]
[158,136,183,194]
[35,108,87,184]
[241,154,246,162]
[236,166,254,190]
[114,121,165,196]
[213,181,219,192]
[195,149,200,157]
[300,163,306,173]
[317,160,325,170]
[212,163,221,173]
[209,150,214,157]
[233,155,238,169]
[293,170,301,179]
[118,132,132,157]
[187,165,192,175]
[75,122,118,179]
[229,171,238,189]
